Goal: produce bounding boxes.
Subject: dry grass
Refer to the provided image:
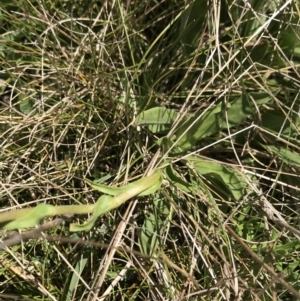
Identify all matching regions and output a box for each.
[1,0,300,300]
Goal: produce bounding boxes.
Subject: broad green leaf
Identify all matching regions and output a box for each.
[190,158,249,201]
[261,145,300,168]
[295,46,300,56]
[139,212,157,256]
[172,95,252,152]
[170,91,278,153]
[248,92,271,105]
[279,16,300,58]
[164,165,197,194]
[238,42,286,70]
[274,240,300,256]
[172,102,227,151]
[144,93,275,155]
[135,106,178,134]
[225,89,277,126]
[224,93,253,127]
[261,111,300,138]
[239,0,267,37]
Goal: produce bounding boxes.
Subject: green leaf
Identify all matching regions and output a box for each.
[172,102,227,151]
[18,96,35,115]
[141,92,275,156]
[139,211,157,256]
[279,16,300,58]
[69,195,114,232]
[223,90,276,127]
[71,170,162,231]
[1,171,162,231]
[172,95,253,152]
[190,158,249,201]
[65,248,88,301]
[135,106,178,134]
[261,145,300,168]
[139,197,169,256]
[274,240,300,256]
[261,111,300,138]
[3,204,55,230]
[224,94,253,127]
[170,91,278,153]
[164,165,197,194]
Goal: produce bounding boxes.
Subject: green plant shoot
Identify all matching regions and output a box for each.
[0,170,162,232]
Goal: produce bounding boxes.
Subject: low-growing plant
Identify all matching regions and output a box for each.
[1,0,300,300]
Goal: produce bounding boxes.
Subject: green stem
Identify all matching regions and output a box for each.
[0,169,162,231]
[0,204,95,223]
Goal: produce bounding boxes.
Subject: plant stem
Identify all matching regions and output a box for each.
[0,204,95,224]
